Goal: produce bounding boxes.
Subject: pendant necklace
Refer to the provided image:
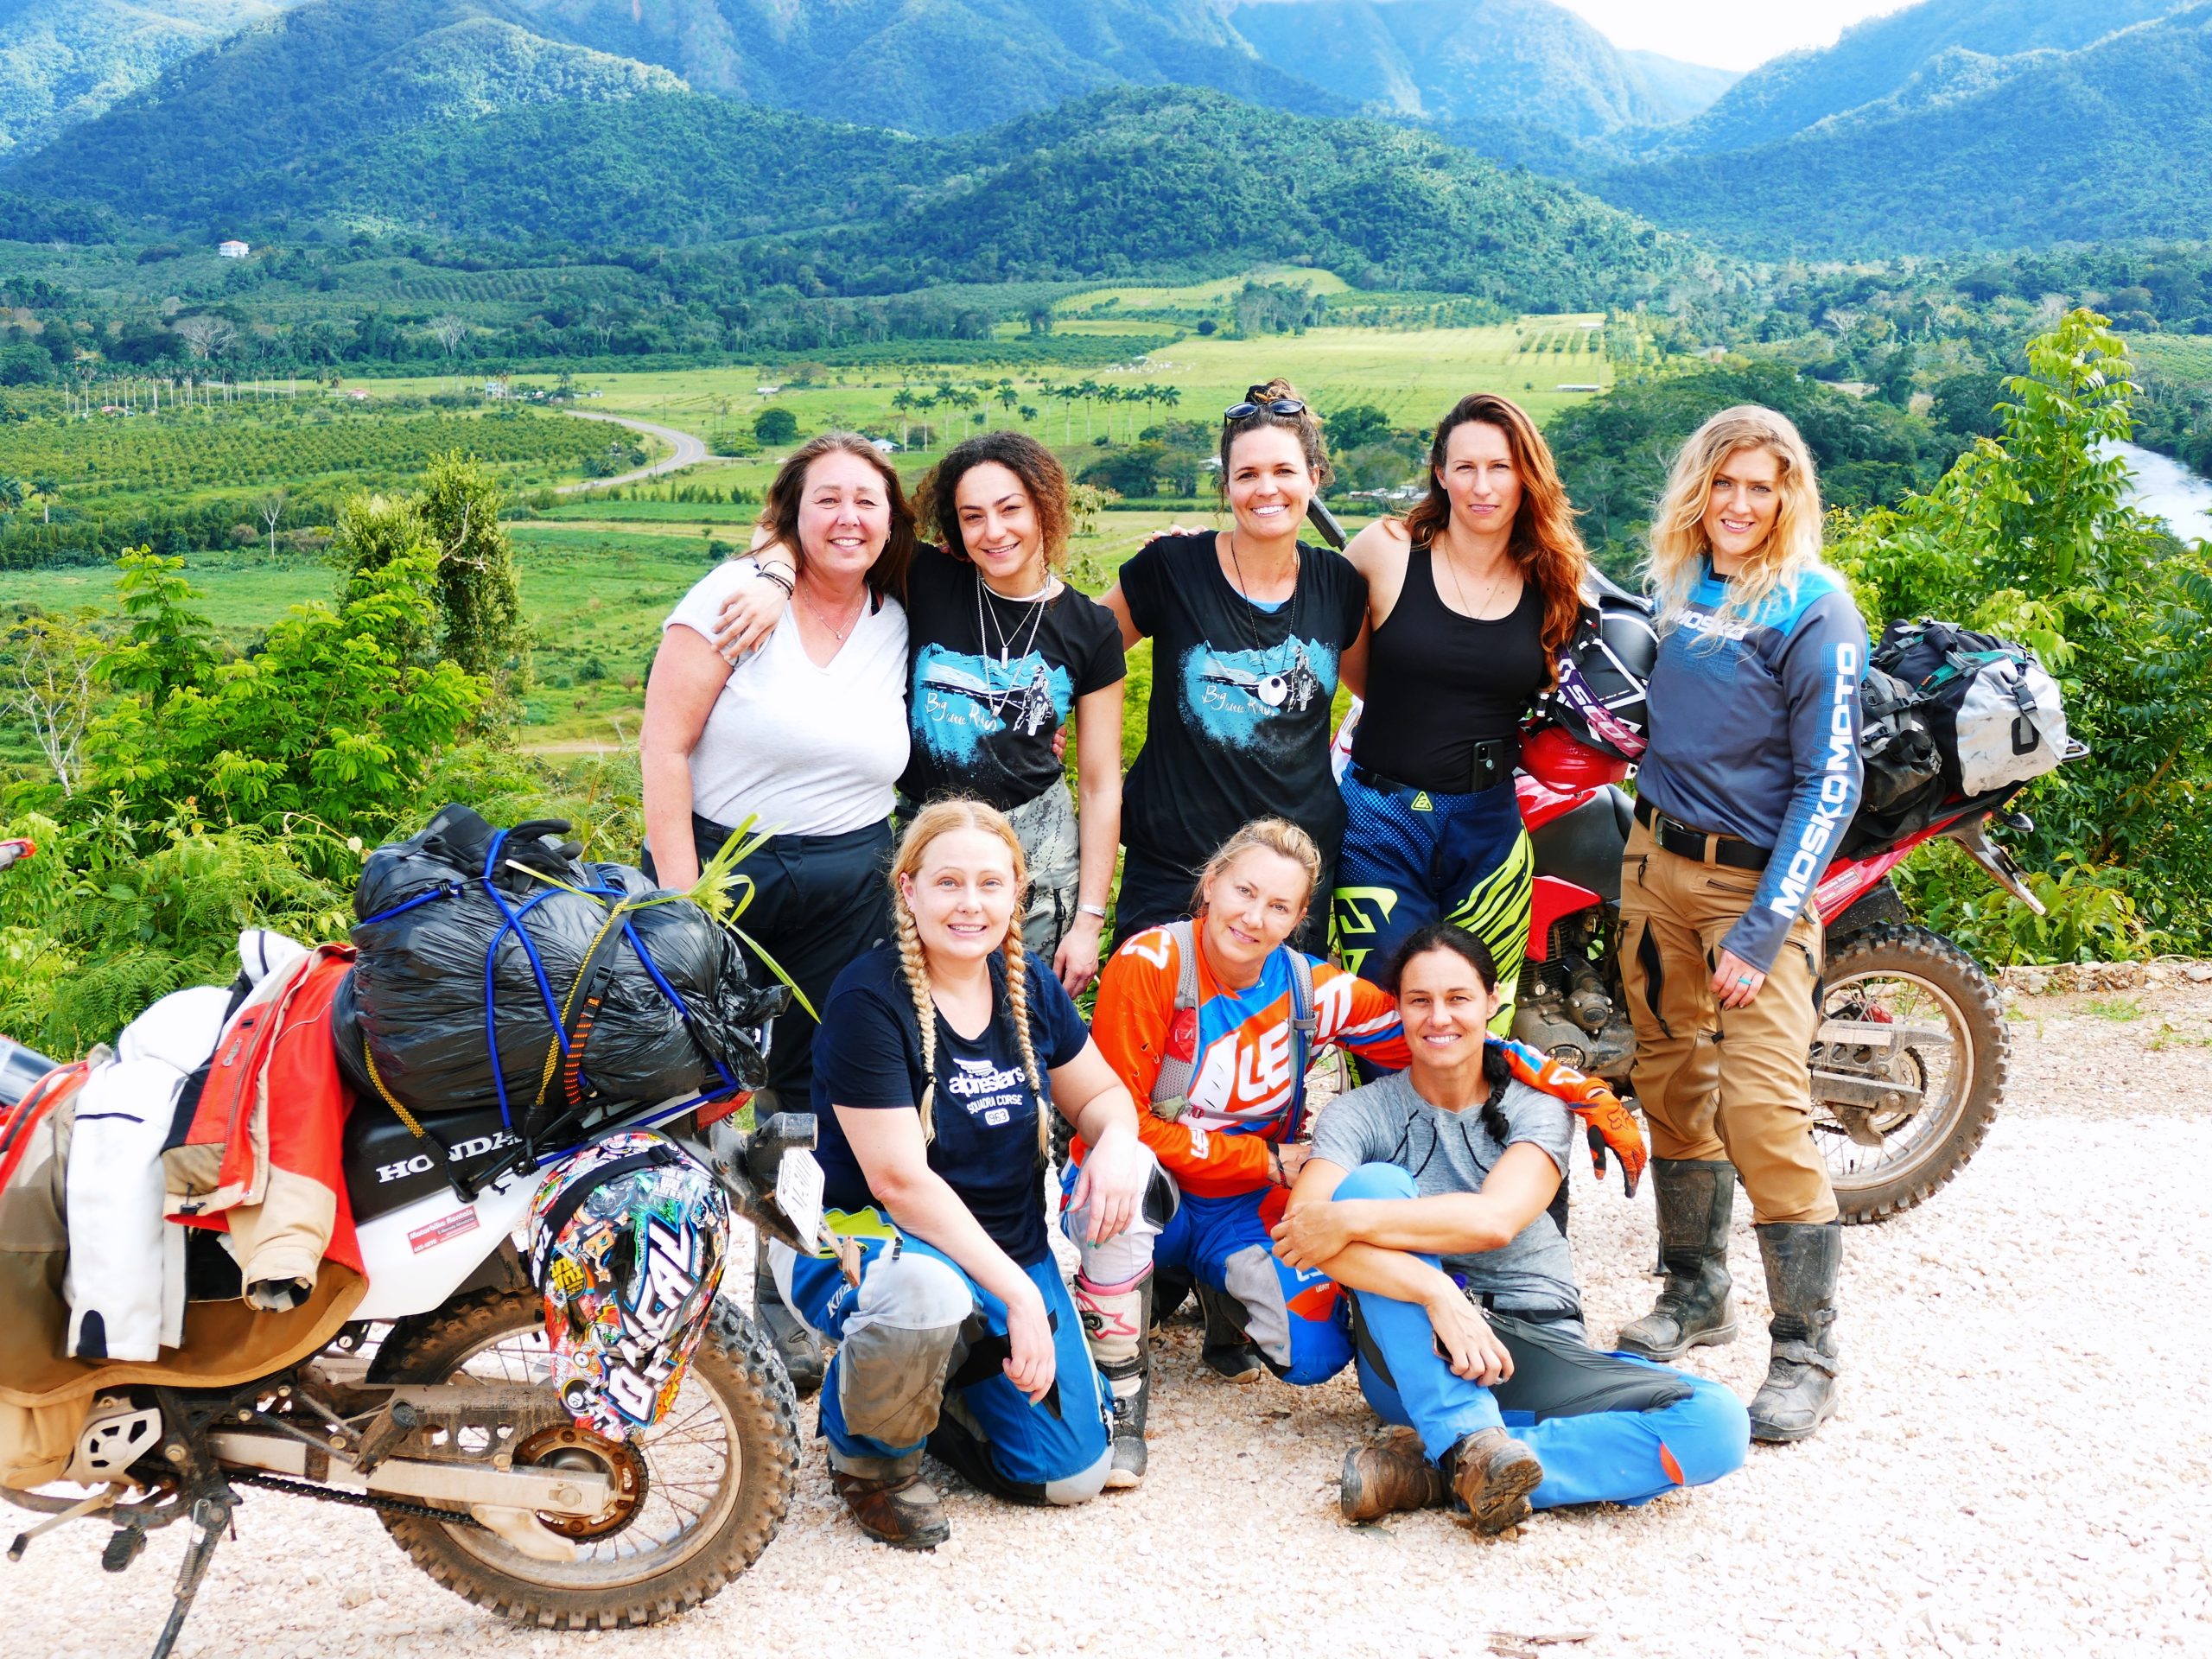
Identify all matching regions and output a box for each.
[976,564,1052,669]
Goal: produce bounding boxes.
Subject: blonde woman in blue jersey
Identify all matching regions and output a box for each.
[1613,406,1866,1445]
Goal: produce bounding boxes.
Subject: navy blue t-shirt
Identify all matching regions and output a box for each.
[810,944,1090,1267]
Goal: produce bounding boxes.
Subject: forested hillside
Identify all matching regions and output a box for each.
[1655,0,2189,156]
[1224,0,1733,137]
[0,0,291,155]
[1595,4,2212,255]
[8,73,1705,308]
[4,0,687,220]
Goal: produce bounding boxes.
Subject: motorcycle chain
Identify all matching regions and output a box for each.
[227,1469,486,1529]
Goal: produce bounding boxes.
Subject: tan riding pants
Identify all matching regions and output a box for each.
[1618,818,1838,1225]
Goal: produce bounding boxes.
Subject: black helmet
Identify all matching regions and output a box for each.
[1532,578,1658,761]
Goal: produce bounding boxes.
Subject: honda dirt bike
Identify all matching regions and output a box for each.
[0,834,814,1656]
[1510,753,2054,1222]
[1298,504,2056,1224]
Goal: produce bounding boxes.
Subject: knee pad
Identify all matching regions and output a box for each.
[1331,1161,1419,1204]
[835,1253,973,1448]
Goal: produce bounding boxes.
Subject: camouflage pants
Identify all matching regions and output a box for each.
[1005,779,1081,963]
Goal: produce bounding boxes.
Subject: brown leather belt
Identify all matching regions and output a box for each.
[1634,798,1770,874]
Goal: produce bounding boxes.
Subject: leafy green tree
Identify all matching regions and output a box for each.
[1833,309,2212,956]
[416,451,525,686]
[81,546,486,842]
[753,405,799,445]
[1325,404,1394,452]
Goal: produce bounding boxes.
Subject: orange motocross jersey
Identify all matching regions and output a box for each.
[1086,925,1409,1198]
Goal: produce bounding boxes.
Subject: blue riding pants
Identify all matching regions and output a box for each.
[780,1219,1112,1503]
[1329,1163,1749,1510]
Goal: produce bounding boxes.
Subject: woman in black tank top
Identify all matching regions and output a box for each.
[1331,395,1591,1018]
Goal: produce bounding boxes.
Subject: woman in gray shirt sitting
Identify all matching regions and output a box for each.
[1273,923,1748,1536]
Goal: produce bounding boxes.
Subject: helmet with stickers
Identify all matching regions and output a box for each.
[1529,575,1659,766]
[524,1129,732,1442]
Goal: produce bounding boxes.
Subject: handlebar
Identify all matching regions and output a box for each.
[0,838,34,874]
[1305,499,1349,551]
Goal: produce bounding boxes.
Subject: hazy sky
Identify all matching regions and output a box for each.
[1552,1,1915,73]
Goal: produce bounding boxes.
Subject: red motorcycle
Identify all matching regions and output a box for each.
[1510,722,2048,1223]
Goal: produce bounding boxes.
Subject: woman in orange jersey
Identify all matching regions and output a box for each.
[1059,817,1408,1488]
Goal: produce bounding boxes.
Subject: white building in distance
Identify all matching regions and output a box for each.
[217,239,250,258]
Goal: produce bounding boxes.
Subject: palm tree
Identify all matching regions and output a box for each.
[891,386,915,448]
[996,380,1020,417]
[29,473,60,524]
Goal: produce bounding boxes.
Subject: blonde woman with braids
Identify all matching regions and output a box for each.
[1613,406,1866,1446]
[779,799,1152,1549]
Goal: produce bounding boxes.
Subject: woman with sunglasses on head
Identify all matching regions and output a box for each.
[1613,407,1866,1446]
[1329,394,1587,1026]
[714,432,1127,995]
[1099,380,1369,957]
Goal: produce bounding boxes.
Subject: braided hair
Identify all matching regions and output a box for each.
[889,798,1048,1162]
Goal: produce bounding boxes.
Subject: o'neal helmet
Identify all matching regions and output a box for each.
[525,1130,732,1442]
[1532,582,1659,763]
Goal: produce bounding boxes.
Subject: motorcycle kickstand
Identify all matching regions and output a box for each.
[148,1486,235,1659]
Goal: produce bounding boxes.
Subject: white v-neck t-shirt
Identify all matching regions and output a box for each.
[664,562,910,836]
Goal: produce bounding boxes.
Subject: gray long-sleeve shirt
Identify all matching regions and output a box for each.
[1636,561,1869,974]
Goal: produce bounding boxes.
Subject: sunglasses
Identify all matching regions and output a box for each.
[1224,397,1307,422]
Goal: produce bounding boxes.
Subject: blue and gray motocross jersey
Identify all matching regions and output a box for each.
[1636,560,1869,975]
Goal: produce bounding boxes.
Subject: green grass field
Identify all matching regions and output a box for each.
[346,312,1617,468]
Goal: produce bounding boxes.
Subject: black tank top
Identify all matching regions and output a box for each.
[1350,545,1548,793]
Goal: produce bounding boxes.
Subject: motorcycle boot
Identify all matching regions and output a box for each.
[1446,1427,1545,1536]
[1074,1269,1154,1489]
[1340,1427,1449,1522]
[1749,1220,1842,1443]
[1195,1282,1263,1382]
[756,1249,828,1396]
[1616,1158,1739,1362]
[829,1465,951,1550]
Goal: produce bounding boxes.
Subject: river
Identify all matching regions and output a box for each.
[2113,440,2212,543]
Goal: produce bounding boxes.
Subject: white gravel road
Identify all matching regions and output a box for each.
[9,985,2209,1659]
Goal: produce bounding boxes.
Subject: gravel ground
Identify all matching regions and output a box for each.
[8,984,2210,1659]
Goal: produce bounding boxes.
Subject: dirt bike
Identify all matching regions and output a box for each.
[1511,756,2051,1222]
[0,832,814,1656]
[1298,503,2058,1224]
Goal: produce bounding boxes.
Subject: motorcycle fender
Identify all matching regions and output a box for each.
[351,1173,537,1323]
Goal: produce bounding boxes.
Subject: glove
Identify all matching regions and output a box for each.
[1491,1037,1647,1198]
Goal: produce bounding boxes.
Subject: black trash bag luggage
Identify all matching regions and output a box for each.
[332,804,780,1130]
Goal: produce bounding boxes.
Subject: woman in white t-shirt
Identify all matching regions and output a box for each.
[643,432,915,1109]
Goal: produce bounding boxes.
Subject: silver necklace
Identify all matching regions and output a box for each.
[975,565,1052,668]
[1224,531,1300,656]
[1436,539,1516,619]
[798,576,865,643]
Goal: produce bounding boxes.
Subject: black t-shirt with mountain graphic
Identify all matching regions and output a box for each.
[1117,531,1368,874]
[898,543,1126,811]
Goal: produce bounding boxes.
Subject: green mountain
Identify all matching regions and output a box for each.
[0,0,292,156]
[1225,0,1735,139]
[1596,3,2212,255]
[504,0,1355,130]
[1660,0,2190,156]
[6,0,689,221]
[809,87,1707,302]
[12,60,1706,310]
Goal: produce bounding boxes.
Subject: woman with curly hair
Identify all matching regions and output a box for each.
[779,799,1152,1548]
[1330,394,1588,1023]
